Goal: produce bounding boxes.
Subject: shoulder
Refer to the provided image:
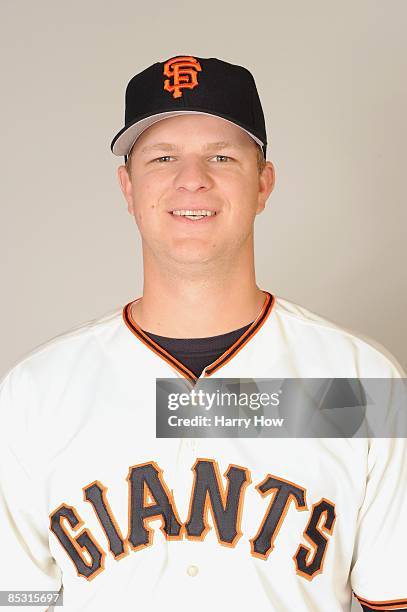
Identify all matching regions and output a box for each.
[0,306,124,390]
[269,294,406,377]
[0,306,128,466]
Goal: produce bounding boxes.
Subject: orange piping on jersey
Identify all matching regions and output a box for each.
[122,291,275,383]
[122,300,197,382]
[353,594,407,610]
[204,291,275,376]
[353,604,407,611]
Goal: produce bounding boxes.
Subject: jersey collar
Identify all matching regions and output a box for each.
[122,290,275,384]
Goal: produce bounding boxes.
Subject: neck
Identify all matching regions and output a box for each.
[131,241,266,338]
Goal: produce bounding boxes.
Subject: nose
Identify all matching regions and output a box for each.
[173,157,212,193]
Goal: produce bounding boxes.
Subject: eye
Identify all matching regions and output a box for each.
[212,155,232,162]
[153,156,174,163]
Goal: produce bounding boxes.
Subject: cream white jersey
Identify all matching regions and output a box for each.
[0,290,406,612]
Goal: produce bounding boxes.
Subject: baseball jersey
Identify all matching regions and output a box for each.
[0,290,406,612]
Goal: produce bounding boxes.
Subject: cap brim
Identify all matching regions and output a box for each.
[110,110,265,156]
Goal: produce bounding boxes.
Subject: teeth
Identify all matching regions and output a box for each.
[172,209,216,217]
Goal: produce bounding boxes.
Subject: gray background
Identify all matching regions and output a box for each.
[1,4,406,607]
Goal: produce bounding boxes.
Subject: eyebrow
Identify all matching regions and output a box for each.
[140,141,242,154]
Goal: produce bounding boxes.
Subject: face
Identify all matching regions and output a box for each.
[118,114,275,269]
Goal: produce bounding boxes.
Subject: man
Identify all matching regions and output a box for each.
[0,55,406,612]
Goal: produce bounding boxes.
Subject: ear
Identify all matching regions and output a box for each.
[117,165,135,215]
[256,161,275,214]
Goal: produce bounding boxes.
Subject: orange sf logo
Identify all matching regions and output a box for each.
[163,56,202,99]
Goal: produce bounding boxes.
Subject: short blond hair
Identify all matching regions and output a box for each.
[125,142,266,178]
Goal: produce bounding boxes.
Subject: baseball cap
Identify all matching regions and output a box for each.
[110,54,267,163]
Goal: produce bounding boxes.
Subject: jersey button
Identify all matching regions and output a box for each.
[186,564,199,577]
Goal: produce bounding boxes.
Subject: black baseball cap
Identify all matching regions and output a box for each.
[110,54,267,163]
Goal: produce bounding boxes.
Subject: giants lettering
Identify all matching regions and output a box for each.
[49,459,336,582]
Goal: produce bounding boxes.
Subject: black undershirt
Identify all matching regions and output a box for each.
[141,321,254,378]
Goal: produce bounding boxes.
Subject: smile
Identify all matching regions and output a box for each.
[171,209,217,221]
